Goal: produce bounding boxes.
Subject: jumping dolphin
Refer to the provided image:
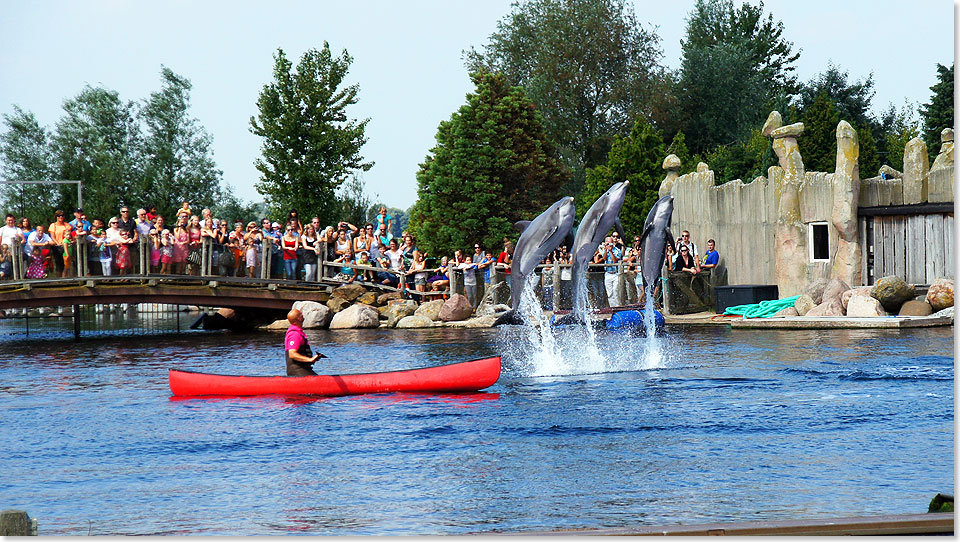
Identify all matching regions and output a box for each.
[638,195,675,294]
[493,197,576,326]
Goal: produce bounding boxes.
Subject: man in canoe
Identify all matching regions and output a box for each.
[285,308,324,376]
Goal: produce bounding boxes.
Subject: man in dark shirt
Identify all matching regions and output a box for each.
[284,309,325,376]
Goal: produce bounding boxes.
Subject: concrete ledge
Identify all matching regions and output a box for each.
[731,315,952,329]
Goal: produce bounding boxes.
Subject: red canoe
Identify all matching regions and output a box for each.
[169,356,501,397]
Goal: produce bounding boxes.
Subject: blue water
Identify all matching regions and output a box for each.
[0,324,953,535]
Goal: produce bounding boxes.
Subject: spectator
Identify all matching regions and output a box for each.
[365,223,381,262]
[186,215,203,275]
[676,230,698,259]
[243,221,262,278]
[596,235,622,307]
[0,243,11,279]
[176,201,192,222]
[146,204,158,222]
[48,210,73,278]
[300,224,321,282]
[400,235,417,269]
[462,244,482,306]
[477,246,495,284]
[200,217,217,273]
[26,223,53,279]
[701,239,719,270]
[497,240,514,274]
[286,209,303,236]
[355,250,374,283]
[333,246,356,283]
[673,243,699,274]
[429,256,451,292]
[281,222,300,280]
[627,235,643,297]
[334,228,351,263]
[1,213,23,250]
[117,206,137,239]
[70,208,91,237]
[410,249,429,293]
[172,216,189,275]
[377,237,403,287]
[135,208,154,239]
[89,219,112,276]
[264,221,283,278]
[215,221,231,275]
[115,230,132,275]
[228,222,245,277]
[157,228,174,275]
[376,223,393,248]
[374,205,392,235]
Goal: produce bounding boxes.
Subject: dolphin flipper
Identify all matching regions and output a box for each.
[513,220,531,234]
[493,309,525,326]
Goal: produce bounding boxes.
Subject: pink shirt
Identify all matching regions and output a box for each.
[284,324,306,353]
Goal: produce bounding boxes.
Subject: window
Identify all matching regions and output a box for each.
[808,222,830,262]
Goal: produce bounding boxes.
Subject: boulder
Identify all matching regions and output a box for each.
[326,296,351,313]
[217,308,237,320]
[383,299,418,328]
[479,303,512,317]
[464,315,498,328]
[878,164,903,179]
[925,278,954,311]
[329,303,380,329]
[439,293,473,322]
[331,283,367,302]
[476,282,509,314]
[292,300,332,329]
[261,319,290,330]
[377,305,391,318]
[870,276,915,312]
[841,287,872,311]
[771,122,804,138]
[357,291,379,307]
[377,292,403,305]
[898,300,933,316]
[794,294,816,316]
[396,315,435,328]
[414,299,445,321]
[772,306,799,318]
[802,278,829,305]
[846,295,888,317]
[822,278,850,304]
[805,297,844,317]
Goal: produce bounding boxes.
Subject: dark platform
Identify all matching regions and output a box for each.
[715,284,779,313]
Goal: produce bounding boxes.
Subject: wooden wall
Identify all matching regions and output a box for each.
[871,213,954,285]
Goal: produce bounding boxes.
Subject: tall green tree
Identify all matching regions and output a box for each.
[409,71,567,257]
[678,0,800,153]
[879,102,920,172]
[51,86,143,223]
[579,117,665,235]
[801,92,842,173]
[920,63,954,161]
[141,66,224,221]
[0,106,60,220]
[250,44,373,226]
[465,0,662,193]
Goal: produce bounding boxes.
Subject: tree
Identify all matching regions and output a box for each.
[465,0,662,193]
[920,63,954,161]
[141,66,224,221]
[250,44,372,226]
[409,71,568,257]
[879,102,920,172]
[579,117,665,235]
[0,107,61,220]
[336,173,371,227]
[678,0,800,153]
[51,86,143,223]
[801,92,842,173]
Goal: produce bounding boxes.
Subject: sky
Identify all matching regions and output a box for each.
[0,1,955,212]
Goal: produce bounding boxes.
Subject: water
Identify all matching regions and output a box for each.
[0,323,953,535]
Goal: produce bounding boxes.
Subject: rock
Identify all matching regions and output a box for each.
[898,300,933,316]
[870,275,915,312]
[878,164,903,179]
[292,300,332,329]
[383,299,418,327]
[329,303,380,329]
[377,305,391,318]
[464,315,498,328]
[931,306,954,320]
[761,110,782,136]
[439,293,473,322]
[217,308,236,320]
[696,162,710,173]
[841,287,872,311]
[902,137,930,204]
[476,282,509,314]
[772,306,799,318]
[805,297,844,317]
[925,278,954,311]
[802,278,829,304]
[479,303,512,317]
[261,319,290,330]
[396,315,435,328]
[943,128,954,142]
[662,154,681,170]
[822,278,850,304]
[357,291,379,306]
[326,297,351,313]
[377,292,403,305]
[794,294,816,316]
[846,295,888,317]
[771,122,804,138]
[414,299,445,321]
[331,283,367,302]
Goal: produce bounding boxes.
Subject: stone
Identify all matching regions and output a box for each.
[761,110,783,136]
[384,299,418,327]
[805,297,844,317]
[878,165,902,179]
[846,294,887,317]
[377,292,403,305]
[925,278,954,311]
[292,300,332,329]
[414,299,445,321]
[326,296,351,313]
[696,162,710,173]
[479,303,512,317]
[898,300,933,316]
[331,283,367,302]
[0,510,32,536]
[821,278,850,304]
[261,318,290,330]
[841,287,872,311]
[902,137,929,204]
[830,120,862,287]
[463,315,498,328]
[476,282,509,315]
[439,293,473,322]
[396,315,435,328]
[377,304,391,318]
[931,306,954,320]
[662,154,681,170]
[357,291,379,306]
[943,128,954,142]
[802,278,829,304]
[329,303,380,329]
[772,306,799,318]
[217,307,236,320]
[794,294,816,316]
[770,122,804,138]
[870,275,915,312]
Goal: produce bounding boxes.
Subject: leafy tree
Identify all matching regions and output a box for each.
[336,173,371,227]
[666,131,693,175]
[699,128,772,183]
[801,92,842,173]
[920,63,954,161]
[0,107,60,220]
[465,0,663,192]
[579,117,665,235]
[211,189,263,226]
[50,86,143,223]
[141,66,224,221]
[678,0,800,153]
[879,102,920,172]
[250,44,372,226]
[409,71,567,257]
[797,64,875,129]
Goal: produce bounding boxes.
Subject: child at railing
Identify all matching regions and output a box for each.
[115,230,132,275]
[355,251,374,283]
[428,256,450,293]
[159,229,174,275]
[410,250,429,293]
[0,243,10,280]
[333,247,356,284]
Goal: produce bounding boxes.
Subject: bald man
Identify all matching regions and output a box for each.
[284,308,323,376]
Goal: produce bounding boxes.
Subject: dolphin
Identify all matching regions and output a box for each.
[637,194,675,294]
[493,196,576,326]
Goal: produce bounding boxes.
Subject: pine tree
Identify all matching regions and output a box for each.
[801,92,842,173]
[409,71,567,256]
[920,63,954,162]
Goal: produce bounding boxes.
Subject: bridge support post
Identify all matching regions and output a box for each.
[451,268,464,297]
[12,239,23,280]
[73,304,81,341]
[201,237,211,277]
[552,260,561,310]
[491,267,507,305]
[260,242,270,280]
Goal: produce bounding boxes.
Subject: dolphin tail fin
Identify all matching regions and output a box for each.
[492,309,525,326]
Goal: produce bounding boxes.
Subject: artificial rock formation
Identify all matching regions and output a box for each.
[659,154,682,198]
[329,303,380,329]
[846,294,887,317]
[831,121,861,286]
[929,128,954,202]
[765,111,808,297]
[902,137,930,204]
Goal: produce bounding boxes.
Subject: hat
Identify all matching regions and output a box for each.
[75,207,83,213]
[272,222,281,228]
